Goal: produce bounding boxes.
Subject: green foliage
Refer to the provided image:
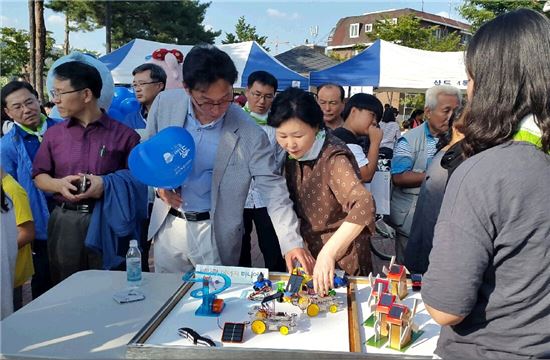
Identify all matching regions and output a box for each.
[373,15,464,51]
[0,27,58,77]
[46,0,220,49]
[459,0,548,31]
[400,93,425,111]
[70,48,102,59]
[46,0,99,32]
[222,16,270,51]
[0,28,30,76]
[326,51,347,62]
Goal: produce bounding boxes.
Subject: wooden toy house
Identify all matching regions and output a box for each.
[386,304,412,350]
[387,265,408,300]
[374,292,396,337]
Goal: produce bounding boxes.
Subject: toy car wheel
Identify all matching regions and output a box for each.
[279,325,289,335]
[251,320,266,334]
[329,304,338,313]
[306,303,320,317]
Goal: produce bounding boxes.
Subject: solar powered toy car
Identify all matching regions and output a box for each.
[248,292,298,336]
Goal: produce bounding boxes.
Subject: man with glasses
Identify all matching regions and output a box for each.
[33,61,140,284]
[317,83,346,130]
[145,45,314,274]
[121,63,166,131]
[1,81,60,299]
[239,71,285,272]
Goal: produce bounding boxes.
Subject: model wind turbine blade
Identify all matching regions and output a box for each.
[382,256,395,275]
[410,298,420,332]
[400,324,412,344]
[411,298,419,317]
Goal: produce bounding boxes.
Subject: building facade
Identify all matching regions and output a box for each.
[327,8,471,59]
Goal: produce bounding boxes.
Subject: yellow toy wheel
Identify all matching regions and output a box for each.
[279,325,289,335]
[329,304,338,313]
[251,320,266,334]
[307,303,320,317]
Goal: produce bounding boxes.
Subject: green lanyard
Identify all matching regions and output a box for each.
[15,114,48,142]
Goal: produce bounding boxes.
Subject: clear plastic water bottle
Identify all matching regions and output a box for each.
[126,240,142,288]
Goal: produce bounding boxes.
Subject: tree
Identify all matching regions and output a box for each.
[34,0,46,101]
[222,16,269,51]
[373,15,463,52]
[28,0,36,86]
[46,0,99,55]
[0,27,58,78]
[49,1,220,53]
[1,28,30,77]
[459,0,548,32]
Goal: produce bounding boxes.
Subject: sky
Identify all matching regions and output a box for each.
[0,0,468,56]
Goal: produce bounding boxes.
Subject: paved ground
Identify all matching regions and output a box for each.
[21,227,394,307]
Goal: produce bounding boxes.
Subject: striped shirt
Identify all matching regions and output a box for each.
[391,122,439,175]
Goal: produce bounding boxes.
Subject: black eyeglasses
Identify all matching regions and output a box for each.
[49,88,85,99]
[131,81,161,89]
[190,92,234,111]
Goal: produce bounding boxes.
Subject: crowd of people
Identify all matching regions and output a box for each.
[0,8,548,359]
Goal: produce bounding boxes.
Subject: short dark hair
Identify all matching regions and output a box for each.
[183,45,238,91]
[268,87,324,129]
[132,63,167,89]
[317,83,345,101]
[53,61,102,99]
[1,81,38,109]
[247,70,278,92]
[342,93,384,121]
[43,101,55,108]
[463,9,550,156]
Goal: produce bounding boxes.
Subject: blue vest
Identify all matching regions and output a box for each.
[0,119,61,241]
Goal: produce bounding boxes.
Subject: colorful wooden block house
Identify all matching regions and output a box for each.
[386,304,413,350]
[387,264,408,300]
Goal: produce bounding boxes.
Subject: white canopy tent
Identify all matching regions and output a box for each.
[310,40,468,92]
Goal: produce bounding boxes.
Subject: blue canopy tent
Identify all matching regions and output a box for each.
[100,38,308,91]
[310,40,467,92]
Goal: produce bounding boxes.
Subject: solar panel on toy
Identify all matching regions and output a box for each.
[389,305,404,319]
[390,265,401,274]
[221,322,245,343]
[380,293,394,307]
[286,274,304,294]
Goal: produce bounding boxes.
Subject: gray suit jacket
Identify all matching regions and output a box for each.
[145,88,304,265]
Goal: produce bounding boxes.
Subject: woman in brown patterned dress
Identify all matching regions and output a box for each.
[267,88,376,295]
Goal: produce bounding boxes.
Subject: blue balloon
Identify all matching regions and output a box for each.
[112,86,132,108]
[119,97,140,115]
[108,108,125,121]
[128,127,196,188]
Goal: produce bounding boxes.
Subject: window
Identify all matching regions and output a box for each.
[349,23,360,38]
[365,23,373,33]
[391,18,398,25]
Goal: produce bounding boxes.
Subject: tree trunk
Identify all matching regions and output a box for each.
[28,0,36,87]
[64,13,70,55]
[105,1,112,53]
[34,0,46,103]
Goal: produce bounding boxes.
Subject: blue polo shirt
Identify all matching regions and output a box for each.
[391,122,439,175]
[180,98,224,213]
